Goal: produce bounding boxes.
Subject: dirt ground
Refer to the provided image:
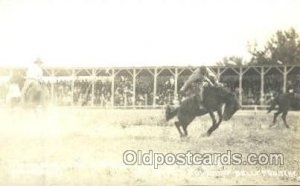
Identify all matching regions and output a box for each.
[0,107,299,185]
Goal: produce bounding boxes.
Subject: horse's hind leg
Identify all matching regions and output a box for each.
[206,111,217,136]
[282,111,289,128]
[206,109,222,136]
[175,121,184,137]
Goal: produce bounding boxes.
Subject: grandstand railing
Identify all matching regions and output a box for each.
[0,65,299,109]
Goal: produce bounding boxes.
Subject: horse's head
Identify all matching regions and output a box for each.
[223,93,240,121]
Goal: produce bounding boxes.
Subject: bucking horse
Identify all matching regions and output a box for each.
[165,86,240,137]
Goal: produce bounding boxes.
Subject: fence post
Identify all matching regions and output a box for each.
[239,67,243,106]
[153,68,157,108]
[173,67,179,105]
[133,68,136,109]
[260,67,265,105]
[111,68,115,108]
[283,66,287,93]
[51,69,55,104]
[91,68,96,106]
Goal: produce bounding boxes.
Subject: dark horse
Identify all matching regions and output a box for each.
[166,86,240,137]
[267,93,300,128]
[23,81,50,110]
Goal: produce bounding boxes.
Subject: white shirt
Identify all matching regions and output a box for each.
[26,64,43,79]
[9,84,21,97]
[6,83,21,102]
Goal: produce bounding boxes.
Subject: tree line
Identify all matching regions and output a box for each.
[217,27,300,66]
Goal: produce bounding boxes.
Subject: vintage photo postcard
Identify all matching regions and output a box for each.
[0,0,299,185]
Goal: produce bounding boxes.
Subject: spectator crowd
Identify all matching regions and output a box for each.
[0,68,297,107]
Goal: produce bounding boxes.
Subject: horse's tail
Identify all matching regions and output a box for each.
[267,96,279,113]
[165,105,178,121]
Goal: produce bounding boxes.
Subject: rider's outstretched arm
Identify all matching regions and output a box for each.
[180,68,201,91]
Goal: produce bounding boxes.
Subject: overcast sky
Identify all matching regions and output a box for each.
[0,0,299,67]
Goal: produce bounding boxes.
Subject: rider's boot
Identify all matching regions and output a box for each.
[199,85,204,110]
[195,94,204,110]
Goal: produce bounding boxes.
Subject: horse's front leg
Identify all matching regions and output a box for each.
[281,111,289,128]
[182,124,188,137]
[206,111,217,136]
[175,121,184,137]
[270,110,282,127]
[216,107,222,125]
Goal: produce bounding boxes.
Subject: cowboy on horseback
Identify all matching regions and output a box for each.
[179,66,220,109]
[21,58,44,105]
